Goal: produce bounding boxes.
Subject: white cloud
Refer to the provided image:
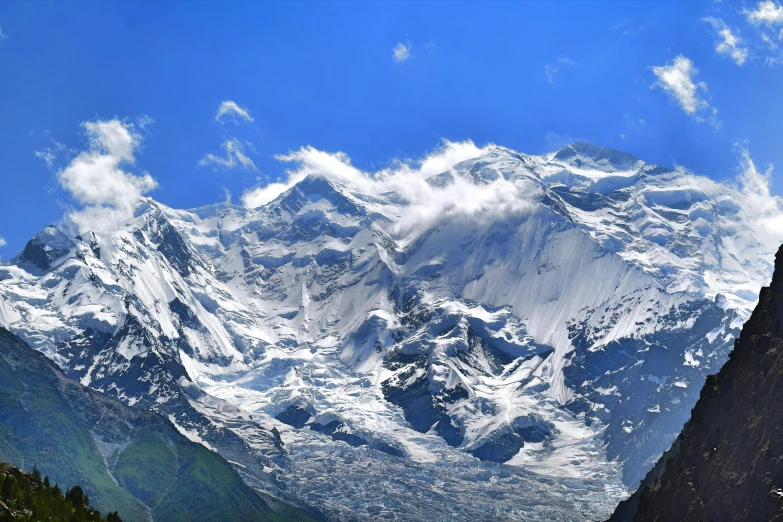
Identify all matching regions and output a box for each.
[0,28,6,41]
[215,100,253,125]
[199,138,257,171]
[243,140,539,237]
[57,119,157,233]
[34,135,67,169]
[735,143,783,243]
[545,57,576,84]
[651,55,717,124]
[704,18,749,65]
[0,235,6,247]
[35,149,57,168]
[393,43,410,63]
[761,32,778,49]
[137,114,155,129]
[746,1,783,25]
[241,181,295,208]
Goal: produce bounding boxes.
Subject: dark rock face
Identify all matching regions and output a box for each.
[381,352,466,448]
[609,244,783,521]
[470,422,554,463]
[276,405,312,429]
[310,421,366,447]
[16,226,73,273]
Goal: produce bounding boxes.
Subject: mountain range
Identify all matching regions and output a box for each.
[1,141,780,520]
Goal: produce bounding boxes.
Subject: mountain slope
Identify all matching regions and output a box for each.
[0,461,121,522]
[609,243,783,521]
[0,142,780,520]
[0,326,315,522]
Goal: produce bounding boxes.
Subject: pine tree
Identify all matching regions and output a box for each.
[1,475,16,500]
[43,475,50,488]
[32,464,41,485]
[66,485,86,507]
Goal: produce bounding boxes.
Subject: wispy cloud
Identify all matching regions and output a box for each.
[651,55,718,125]
[0,28,6,42]
[545,57,576,84]
[57,119,157,233]
[34,130,72,169]
[0,235,6,248]
[745,1,783,25]
[215,100,253,125]
[612,19,651,37]
[393,42,411,63]
[199,138,257,171]
[704,17,749,65]
[735,142,783,244]
[242,140,540,237]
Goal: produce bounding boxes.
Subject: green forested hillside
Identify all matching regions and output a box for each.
[0,327,316,522]
[0,461,122,521]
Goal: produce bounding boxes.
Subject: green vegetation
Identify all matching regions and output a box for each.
[0,462,122,522]
[0,345,148,521]
[0,326,320,522]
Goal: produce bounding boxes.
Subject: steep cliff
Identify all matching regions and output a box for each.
[610,244,783,521]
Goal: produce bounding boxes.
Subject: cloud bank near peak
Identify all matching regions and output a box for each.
[735,143,783,245]
[242,140,540,236]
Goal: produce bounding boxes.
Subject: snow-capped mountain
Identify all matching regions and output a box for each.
[0,141,779,520]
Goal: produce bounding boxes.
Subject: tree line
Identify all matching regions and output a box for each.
[0,462,122,522]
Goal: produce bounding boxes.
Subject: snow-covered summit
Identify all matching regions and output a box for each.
[1,141,780,520]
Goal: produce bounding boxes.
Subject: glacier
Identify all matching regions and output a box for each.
[0,141,780,520]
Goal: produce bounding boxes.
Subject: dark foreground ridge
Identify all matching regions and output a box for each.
[609,244,783,521]
[0,461,121,522]
[0,326,317,522]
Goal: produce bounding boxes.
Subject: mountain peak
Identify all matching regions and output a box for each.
[13,225,75,273]
[273,173,365,217]
[553,142,642,171]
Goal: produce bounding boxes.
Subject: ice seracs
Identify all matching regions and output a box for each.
[0,141,779,521]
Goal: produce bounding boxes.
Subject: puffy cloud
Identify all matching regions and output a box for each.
[545,57,576,84]
[57,119,157,233]
[704,18,749,65]
[745,1,783,25]
[392,43,410,63]
[199,138,257,171]
[215,100,253,124]
[243,140,539,237]
[652,55,717,124]
[0,235,6,247]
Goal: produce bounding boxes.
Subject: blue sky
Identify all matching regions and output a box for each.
[1,1,783,252]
